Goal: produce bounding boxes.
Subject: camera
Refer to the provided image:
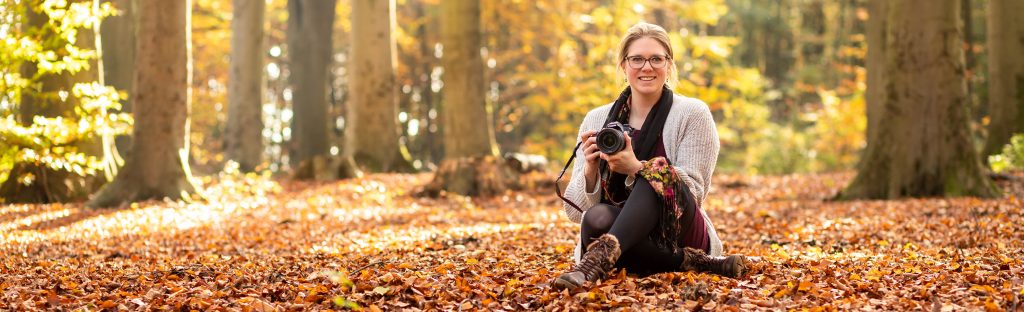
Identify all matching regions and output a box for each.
[596,121,634,154]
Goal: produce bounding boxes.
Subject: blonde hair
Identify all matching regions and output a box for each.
[617,22,678,88]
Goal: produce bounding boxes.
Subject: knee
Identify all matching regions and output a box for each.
[582,204,618,233]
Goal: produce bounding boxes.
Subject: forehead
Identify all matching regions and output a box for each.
[626,37,668,56]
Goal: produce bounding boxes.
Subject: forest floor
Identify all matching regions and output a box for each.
[1,170,1022,311]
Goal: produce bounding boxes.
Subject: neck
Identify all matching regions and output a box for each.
[629,87,662,118]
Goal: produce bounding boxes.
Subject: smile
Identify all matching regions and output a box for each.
[638,76,656,81]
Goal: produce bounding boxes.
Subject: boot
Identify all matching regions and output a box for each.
[680,247,746,278]
[552,234,621,290]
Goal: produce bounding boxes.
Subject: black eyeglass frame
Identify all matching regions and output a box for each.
[623,55,671,69]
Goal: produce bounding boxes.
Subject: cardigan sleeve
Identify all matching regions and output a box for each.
[562,110,604,223]
[671,103,719,204]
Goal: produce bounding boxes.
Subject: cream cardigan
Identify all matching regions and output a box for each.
[564,92,723,261]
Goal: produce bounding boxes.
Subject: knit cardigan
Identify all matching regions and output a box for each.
[564,92,723,261]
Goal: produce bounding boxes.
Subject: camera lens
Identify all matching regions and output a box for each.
[596,128,625,154]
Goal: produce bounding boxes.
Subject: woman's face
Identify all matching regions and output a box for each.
[621,37,670,97]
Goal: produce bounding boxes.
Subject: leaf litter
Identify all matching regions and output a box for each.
[1,171,1022,311]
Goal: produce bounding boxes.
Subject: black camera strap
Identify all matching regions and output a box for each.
[555,141,584,212]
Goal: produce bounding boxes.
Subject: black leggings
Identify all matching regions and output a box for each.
[580,178,684,276]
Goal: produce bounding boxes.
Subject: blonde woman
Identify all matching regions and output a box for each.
[553,22,746,290]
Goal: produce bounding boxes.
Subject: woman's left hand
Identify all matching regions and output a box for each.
[600,133,643,177]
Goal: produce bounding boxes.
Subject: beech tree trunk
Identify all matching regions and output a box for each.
[842,0,998,199]
[425,0,513,196]
[982,0,1024,159]
[226,0,265,172]
[88,0,199,208]
[863,0,886,148]
[347,0,413,172]
[101,0,136,155]
[286,0,335,169]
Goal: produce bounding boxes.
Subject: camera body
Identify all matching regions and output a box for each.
[596,121,634,154]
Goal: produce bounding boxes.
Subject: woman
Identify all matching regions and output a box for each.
[553,22,746,290]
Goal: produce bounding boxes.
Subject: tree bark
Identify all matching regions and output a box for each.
[863,0,887,148]
[226,0,265,172]
[347,0,413,172]
[100,0,136,155]
[286,0,335,170]
[88,0,200,208]
[424,0,513,196]
[982,0,1024,159]
[842,0,998,199]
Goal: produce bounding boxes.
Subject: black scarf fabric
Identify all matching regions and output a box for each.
[600,86,674,205]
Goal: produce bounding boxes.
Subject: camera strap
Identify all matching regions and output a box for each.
[554,141,584,212]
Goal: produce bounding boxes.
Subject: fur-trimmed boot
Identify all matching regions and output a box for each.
[680,247,746,278]
[552,234,621,290]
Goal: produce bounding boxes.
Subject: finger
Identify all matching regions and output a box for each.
[580,130,598,141]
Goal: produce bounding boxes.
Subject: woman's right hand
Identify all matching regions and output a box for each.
[580,130,601,180]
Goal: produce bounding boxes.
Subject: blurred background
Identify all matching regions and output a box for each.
[1,0,1020,204]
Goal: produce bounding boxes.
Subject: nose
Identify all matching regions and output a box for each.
[641,60,655,71]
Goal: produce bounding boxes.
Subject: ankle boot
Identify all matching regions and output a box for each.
[552,234,621,290]
[680,247,746,278]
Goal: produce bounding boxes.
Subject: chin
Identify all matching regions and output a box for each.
[631,83,664,95]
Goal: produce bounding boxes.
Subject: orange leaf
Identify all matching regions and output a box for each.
[99,300,117,309]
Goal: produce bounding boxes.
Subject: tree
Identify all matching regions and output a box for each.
[982,0,1024,159]
[0,0,125,203]
[346,0,414,173]
[101,0,136,155]
[286,0,356,181]
[842,0,998,199]
[425,0,513,196]
[225,0,265,172]
[88,0,200,207]
[863,0,886,148]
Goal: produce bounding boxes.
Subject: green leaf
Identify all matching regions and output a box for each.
[333,296,360,309]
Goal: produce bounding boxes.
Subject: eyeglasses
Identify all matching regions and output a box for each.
[624,55,670,69]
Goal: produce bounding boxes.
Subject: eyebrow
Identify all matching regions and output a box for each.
[625,54,669,58]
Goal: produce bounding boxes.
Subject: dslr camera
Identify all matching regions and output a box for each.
[596,121,634,154]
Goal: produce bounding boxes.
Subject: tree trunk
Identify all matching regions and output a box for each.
[960,0,974,113]
[841,0,998,199]
[347,0,413,172]
[982,0,1024,159]
[1,0,114,203]
[286,0,336,171]
[225,0,265,172]
[424,0,513,197]
[418,3,440,169]
[101,0,136,155]
[863,0,887,148]
[820,0,841,87]
[88,0,200,208]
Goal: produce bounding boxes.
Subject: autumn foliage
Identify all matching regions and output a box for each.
[1,171,1022,311]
